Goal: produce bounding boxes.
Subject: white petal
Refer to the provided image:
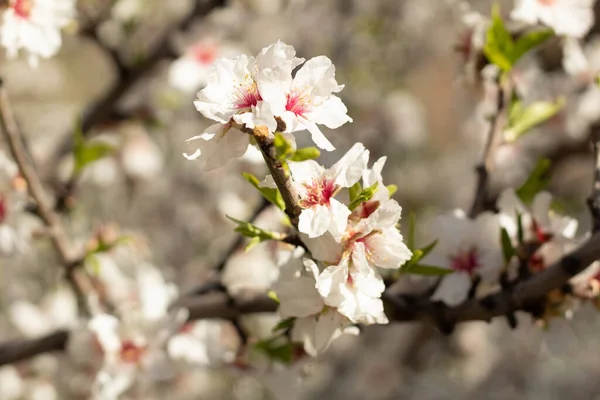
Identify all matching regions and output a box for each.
[303,119,335,151]
[431,272,472,306]
[327,199,351,242]
[330,142,369,187]
[298,204,333,238]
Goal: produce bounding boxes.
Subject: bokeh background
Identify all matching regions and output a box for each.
[2,0,600,398]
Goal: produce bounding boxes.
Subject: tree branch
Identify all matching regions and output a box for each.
[588,127,600,232]
[469,77,510,218]
[0,80,93,316]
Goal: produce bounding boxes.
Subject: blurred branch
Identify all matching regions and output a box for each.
[3,229,600,366]
[469,77,511,218]
[0,79,93,316]
[50,0,227,205]
[588,127,600,232]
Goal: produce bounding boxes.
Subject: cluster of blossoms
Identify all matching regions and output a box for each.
[184,40,353,170]
[0,0,76,67]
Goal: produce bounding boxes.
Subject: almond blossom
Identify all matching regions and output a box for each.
[272,257,356,356]
[497,188,578,245]
[0,0,76,67]
[314,199,412,323]
[510,0,595,39]
[420,209,503,306]
[280,142,368,240]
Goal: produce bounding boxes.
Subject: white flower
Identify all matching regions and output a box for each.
[9,286,78,338]
[88,308,188,399]
[194,41,302,133]
[421,209,503,306]
[169,41,242,93]
[510,0,595,38]
[313,199,412,323]
[283,142,369,240]
[272,257,355,356]
[0,0,76,67]
[497,188,578,244]
[0,366,23,400]
[167,320,237,366]
[259,54,352,151]
[562,37,589,76]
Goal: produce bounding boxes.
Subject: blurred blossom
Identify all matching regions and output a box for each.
[168,40,242,94]
[510,0,595,39]
[120,124,164,181]
[168,320,238,366]
[9,285,78,338]
[420,209,503,306]
[0,366,23,400]
[0,0,76,67]
[562,37,589,77]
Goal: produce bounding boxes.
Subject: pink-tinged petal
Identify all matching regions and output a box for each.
[288,159,326,186]
[233,101,277,132]
[431,272,471,306]
[364,228,412,269]
[330,143,369,188]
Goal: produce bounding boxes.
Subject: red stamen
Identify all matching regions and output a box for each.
[12,0,31,19]
[450,248,480,275]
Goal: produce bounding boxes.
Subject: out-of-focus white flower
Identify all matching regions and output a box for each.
[88,307,188,399]
[169,41,242,94]
[9,285,78,338]
[510,0,595,38]
[273,257,355,356]
[0,0,76,67]
[267,143,368,240]
[0,366,23,400]
[120,127,164,181]
[420,209,503,306]
[167,320,238,366]
[498,188,578,244]
[562,37,589,76]
[111,0,144,21]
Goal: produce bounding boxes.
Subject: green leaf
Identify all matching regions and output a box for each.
[267,290,280,304]
[500,227,515,264]
[505,98,564,141]
[349,182,362,203]
[387,184,398,197]
[242,172,285,211]
[272,317,296,333]
[289,147,320,162]
[406,239,438,266]
[226,216,285,246]
[516,211,524,245]
[74,141,116,176]
[274,133,293,160]
[348,182,379,210]
[483,4,514,72]
[510,29,553,64]
[254,337,294,364]
[515,158,551,205]
[404,264,454,276]
[407,211,416,251]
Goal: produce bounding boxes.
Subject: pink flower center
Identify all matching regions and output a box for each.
[531,219,553,244]
[190,43,217,66]
[285,91,310,116]
[450,248,480,274]
[300,177,336,208]
[11,0,31,19]
[235,81,262,109]
[119,340,146,364]
[538,0,555,5]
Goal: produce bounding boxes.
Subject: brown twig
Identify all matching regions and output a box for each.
[587,127,600,232]
[469,76,511,218]
[0,79,92,316]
